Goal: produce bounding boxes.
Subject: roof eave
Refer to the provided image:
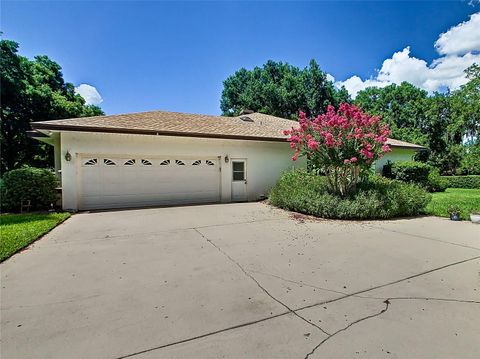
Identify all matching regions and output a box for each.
[31,123,288,143]
[30,123,426,148]
[389,144,426,150]
[26,130,50,138]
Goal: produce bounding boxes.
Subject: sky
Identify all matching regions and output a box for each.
[2,1,480,116]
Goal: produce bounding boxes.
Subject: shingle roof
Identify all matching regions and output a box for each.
[384,138,425,149]
[32,110,424,148]
[32,111,295,142]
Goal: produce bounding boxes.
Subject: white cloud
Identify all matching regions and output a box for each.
[376,47,428,86]
[326,73,335,82]
[335,75,389,97]
[335,12,480,98]
[435,12,480,55]
[426,52,480,90]
[74,84,103,105]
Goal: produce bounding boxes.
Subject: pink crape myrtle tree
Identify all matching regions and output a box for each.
[284,103,391,196]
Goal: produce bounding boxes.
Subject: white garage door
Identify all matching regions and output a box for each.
[79,156,221,210]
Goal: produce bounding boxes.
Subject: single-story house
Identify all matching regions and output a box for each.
[30,110,424,211]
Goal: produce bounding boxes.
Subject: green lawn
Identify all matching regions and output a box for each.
[425,188,480,220]
[0,212,71,262]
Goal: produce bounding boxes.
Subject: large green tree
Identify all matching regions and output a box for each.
[220,59,350,119]
[0,39,103,173]
[421,93,465,175]
[354,65,480,175]
[354,82,430,146]
[451,64,480,175]
[450,63,480,144]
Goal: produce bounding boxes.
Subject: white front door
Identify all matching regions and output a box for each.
[231,159,247,202]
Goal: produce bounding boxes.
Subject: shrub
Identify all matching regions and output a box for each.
[1,167,58,211]
[389,161,431,185]
[284,104,391,196]
[426,169,449,192]
[442,175,480,189]
[269,169,431,219]
[385,160,447,192]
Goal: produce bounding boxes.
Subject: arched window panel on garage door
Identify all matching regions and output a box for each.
[103,159,117,166]
[160,160,171,166]
[141,159,153,166]
[83,158,98,166]
[192,160,201,166]
[124,159,136,166]
[175,160,185,166]
[205,160,215,166]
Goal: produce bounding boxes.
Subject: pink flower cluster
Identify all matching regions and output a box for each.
[283,103,391,167]
[344,157,357,164]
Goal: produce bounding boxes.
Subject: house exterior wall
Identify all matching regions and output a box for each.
[375,147,417,173]
[59,131,301,211]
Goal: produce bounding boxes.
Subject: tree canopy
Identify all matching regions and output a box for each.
[450,63,480,144]
[354,65,480,175]
[221,60,479,175]
[220,59,350,119]
[0,39,104,173]
[354,82,430,146]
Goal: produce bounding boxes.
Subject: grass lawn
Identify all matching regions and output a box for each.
[425,188,480,220]
[0,212,71,262]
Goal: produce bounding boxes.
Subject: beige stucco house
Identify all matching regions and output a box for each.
[31,110,423,211]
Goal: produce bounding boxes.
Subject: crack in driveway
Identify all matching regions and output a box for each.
[249,266,480,306]
[5,205,480,359]
[295,255,480,312]
[115,310,291,359]
[354,295,480,304]
[249,269,351,296]
[0,294,103,309]
[113,247,480,358]
[193,228,331,336]
[50,218,285,246]
[304,299,391,359]
[304,296,480,359]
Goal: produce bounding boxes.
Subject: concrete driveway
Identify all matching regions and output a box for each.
[1,203,479,359]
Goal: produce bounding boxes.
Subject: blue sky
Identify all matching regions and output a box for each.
[2,1,479,115]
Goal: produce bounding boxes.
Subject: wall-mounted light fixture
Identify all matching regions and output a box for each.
[224,155,229,163]
[65,150,72,162]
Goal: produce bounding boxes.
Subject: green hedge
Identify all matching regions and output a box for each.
[389,161,431,184]
[269,169,431,220]
[442,175,480,189]
[1,167,58,211]
[384,160,447,192]
[426,169,449,193]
